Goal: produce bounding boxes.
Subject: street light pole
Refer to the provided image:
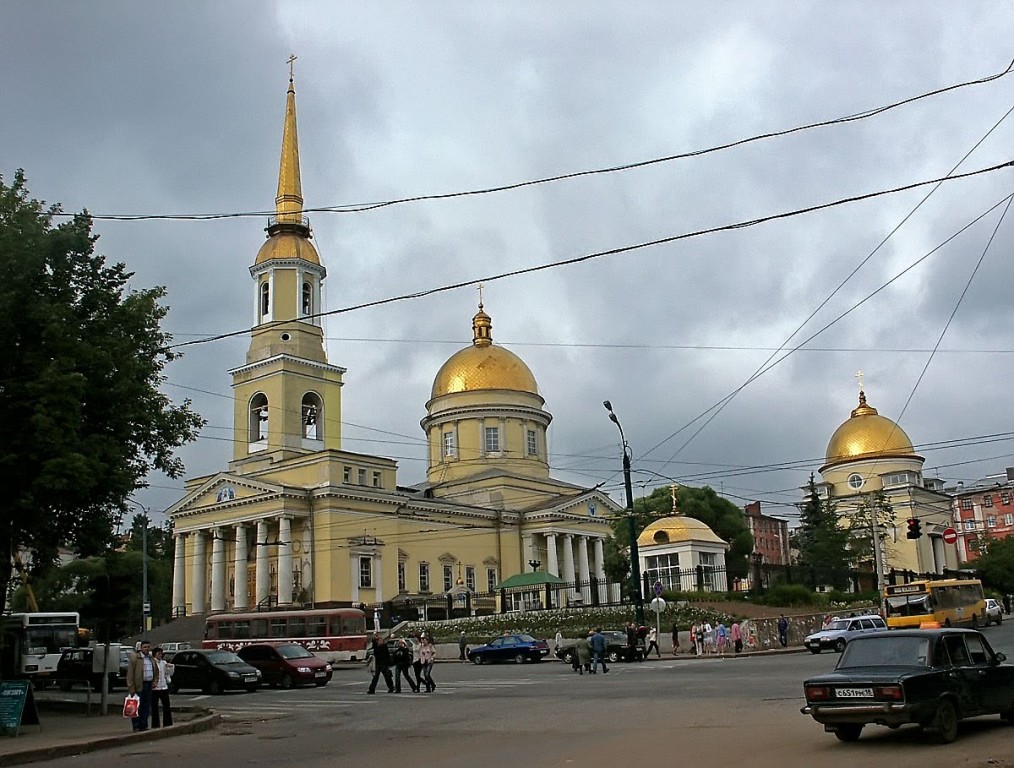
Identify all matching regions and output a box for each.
[604,401,645,626]
[127,499,150,635]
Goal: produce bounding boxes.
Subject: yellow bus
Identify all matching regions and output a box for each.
[883,578,986,629]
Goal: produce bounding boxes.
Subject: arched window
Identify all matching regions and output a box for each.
[260,282,270,319]
[301,392,323,440]
[301,281,313,316]
[250,393,269,444]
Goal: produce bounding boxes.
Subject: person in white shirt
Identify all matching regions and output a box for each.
[150,647,174,727]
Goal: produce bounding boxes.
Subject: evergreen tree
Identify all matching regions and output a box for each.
[795,474,850,588]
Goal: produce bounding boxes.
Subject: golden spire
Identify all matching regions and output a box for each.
[472,298,492,347]
[275,55,304,228]
[851,388,878,418]
[669,483,680,516]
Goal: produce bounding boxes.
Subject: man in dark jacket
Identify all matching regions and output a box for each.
[367,633,395,694]
[392,639,418,693]
[590,628,609,674]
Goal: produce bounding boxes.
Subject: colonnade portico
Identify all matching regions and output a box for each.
[528,530,612,604]
[171,515,303,617]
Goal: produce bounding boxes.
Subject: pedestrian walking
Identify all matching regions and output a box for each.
[410,634,424,689]
[715,622,727,656]
[458,630,467,661]
[671,621,679,656]
[367,633,394,694]
[703,622,714,654]
[127,639,159,732]
[731,621,743,654]
[150,647,173,728]
[554,628,563,656]
[625,622,638,662]
[574,632,592,674]
[590,628,609,674]
[1004,594,1012,615]
[646,626,660,658]
[392,639,418,693]
[777,614,789,648]
[373,608,382,633]
[420,635,437,692]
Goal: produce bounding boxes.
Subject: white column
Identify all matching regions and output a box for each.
[594,538,607,604]
[373,552,384,602]
[277,516,293,605]
[350,555,360,603]
[577,536,591,603]
[522,534,535,569]
[191,531,206,615]
[234,524,248,610]
[172,533,186,615]
[546,533,559,576]
[562,534,576,598]
[255,520,270,606]
[211,528,226,612]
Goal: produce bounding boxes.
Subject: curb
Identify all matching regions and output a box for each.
[0,710,221,767]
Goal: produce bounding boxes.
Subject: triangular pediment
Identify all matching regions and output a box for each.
[167,473,286,519]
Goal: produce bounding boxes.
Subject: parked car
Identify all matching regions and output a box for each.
[167,649,261,694]
[159,641,192,661]
[985,598,1004,626]
[804,615,887,654]
[467,634,550,664]
[801,628,1014,744]
[555,631,645,664]
[56,647,126,692]
[237,643,332,688]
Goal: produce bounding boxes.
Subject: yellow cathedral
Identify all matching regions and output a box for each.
[167,72,618,619]
[811,385,959,577]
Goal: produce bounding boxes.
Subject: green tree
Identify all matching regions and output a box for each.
[846,490,896,569]
[603,484,754,584]
[796,474,850,589]
[973,536,1014,594]
[0,170,204,602]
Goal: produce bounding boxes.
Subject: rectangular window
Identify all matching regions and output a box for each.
[358,468,367,485]
[484,426,500,453]
[1002,492,1012,506]
[1006,513,1014,526]
[269,617,287,638]
[984,495,994,507]
[526,429,537,456]
[487,568,498,593]
[397,561,406,592]
[964,520,975,531]
[961,497,974,510]
[988,516,997,528]
[419,563,430,592]
[343,466,351,484]
[359,556,373,588]
[443,565,454,593]
[443,430,456,457]
[465,566,476,592]
[372,471,382,488]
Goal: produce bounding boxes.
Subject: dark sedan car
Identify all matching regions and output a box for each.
[168,649,261,694]
[468,634,550,664]
[56,646,131,691]
[555,631,645,664]
[801,629,1014,744]
[237,643,332,688]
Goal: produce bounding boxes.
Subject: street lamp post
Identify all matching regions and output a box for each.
[127,499,150,635]
[603,401,645,626]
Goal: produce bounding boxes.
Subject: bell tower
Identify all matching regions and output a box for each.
[229,63,345,468]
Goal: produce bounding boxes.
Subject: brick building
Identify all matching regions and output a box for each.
[744,501,790,565]
[950,468,1014,563]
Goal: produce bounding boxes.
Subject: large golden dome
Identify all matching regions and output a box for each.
[823,390,916,468]
[430,304,539,399]
[254,231,321,265]
[637,516,727,547]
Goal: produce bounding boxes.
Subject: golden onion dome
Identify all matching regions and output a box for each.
[823,390,916,468]
[637,516,727,548]
[430,303,539,399]
[254,231,321,265]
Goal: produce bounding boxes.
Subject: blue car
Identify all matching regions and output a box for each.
[467,634,550,664]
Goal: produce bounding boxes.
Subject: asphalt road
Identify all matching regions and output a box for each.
[35,621,1014,768]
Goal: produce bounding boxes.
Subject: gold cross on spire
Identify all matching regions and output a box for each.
[855,369,864,391]
[477,282,484,308]
[670,483,679,514]
[287,54,297,79]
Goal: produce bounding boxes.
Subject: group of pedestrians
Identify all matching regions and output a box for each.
[367,632,436,694]
[568,628,611,675]
[126,640,174,732]
[687,620,744,656]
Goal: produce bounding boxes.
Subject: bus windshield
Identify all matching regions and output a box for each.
[886,594,932,617]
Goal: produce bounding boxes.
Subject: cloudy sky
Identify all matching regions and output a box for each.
[5,2,1014,526]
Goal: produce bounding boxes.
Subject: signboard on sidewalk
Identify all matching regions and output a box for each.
[0,680,40,737]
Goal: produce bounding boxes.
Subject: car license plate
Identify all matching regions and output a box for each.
[315,671,325,677]
[836,687,873,698]
[243,675,256,682]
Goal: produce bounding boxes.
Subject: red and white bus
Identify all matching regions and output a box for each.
[202,608,368,662]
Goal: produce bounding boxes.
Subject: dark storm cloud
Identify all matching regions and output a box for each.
[4,2,1014,519]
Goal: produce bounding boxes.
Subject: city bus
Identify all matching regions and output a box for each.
[1,612,81,679]
[883,578,986,629]
[202,607,368,662]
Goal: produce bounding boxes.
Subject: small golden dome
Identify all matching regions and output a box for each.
[823,390,916,468]
[255,232,321,265]
[637,516,727,547]
[430,303,539,399]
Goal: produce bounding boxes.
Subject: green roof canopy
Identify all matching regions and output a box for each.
[496,571,567,589]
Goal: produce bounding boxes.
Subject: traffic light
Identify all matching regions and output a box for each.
[906,518,923,540]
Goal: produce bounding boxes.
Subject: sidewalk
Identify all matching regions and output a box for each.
[0,703,219,767]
